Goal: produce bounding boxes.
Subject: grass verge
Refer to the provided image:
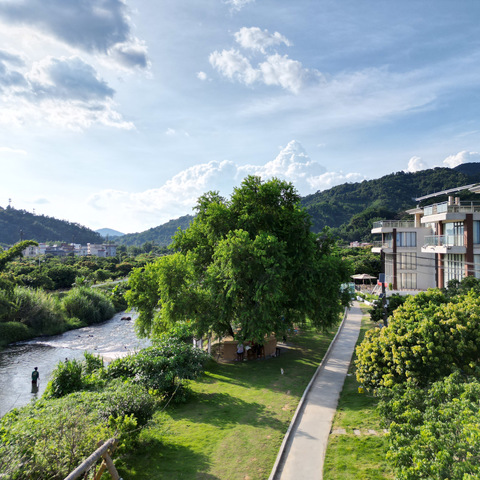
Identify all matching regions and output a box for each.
[115,323,339,480]
[323,305,394,480]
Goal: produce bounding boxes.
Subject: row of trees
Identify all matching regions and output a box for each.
[356,278,480,479]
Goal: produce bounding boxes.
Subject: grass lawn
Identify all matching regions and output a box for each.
[115,324,338,480]
[323,306,394,480]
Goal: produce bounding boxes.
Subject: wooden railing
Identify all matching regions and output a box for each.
[64,438,121,480]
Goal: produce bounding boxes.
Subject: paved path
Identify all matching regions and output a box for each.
[269,302,363,480]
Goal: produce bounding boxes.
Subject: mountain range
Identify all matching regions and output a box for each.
[2,163,480,247]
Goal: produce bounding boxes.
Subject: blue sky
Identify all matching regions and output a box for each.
[1,0,480,234]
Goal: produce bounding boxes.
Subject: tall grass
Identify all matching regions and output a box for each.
[11,286,68,334]
[62,287,115,325]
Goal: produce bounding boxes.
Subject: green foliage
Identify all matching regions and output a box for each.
[0,321,31,346]
[62,286,115,325]
[128,177,351,341]
[356,289,480,390]
[0,240,38,271]
[340,247,382,277]
[107,340,209,401]
[45,358,84,398]
[369,294,407,323]
[378,373,480,480]
[8,286,67,334]
[0,394,110,480]
[100,380,156,427]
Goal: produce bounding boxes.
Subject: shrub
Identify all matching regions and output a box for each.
[356,290,480,390]
[107,339,209,400]
[45,358,84,398]
[379,373,480,480]
[10,286,68,334]
[62,287,115,325]
[0,321,31,346]
[0,394,110,480]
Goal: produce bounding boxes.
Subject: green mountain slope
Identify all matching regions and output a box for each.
[301,165,480,241]
[0,207,103,246]
[116,215,194,247]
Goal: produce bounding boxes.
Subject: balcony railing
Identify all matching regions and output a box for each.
[423,201,480,216]
[424,235,464,247]
[371,240,392,249]
[372,220,415,229]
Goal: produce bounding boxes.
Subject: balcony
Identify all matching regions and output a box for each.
[372,220,415,229]
[423,201,480,217]
[422,234,465,254]
[371,240,393,253]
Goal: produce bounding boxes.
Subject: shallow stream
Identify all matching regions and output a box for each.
[0,311,150,418]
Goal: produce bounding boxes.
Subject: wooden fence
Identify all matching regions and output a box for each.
[64,437,121,480]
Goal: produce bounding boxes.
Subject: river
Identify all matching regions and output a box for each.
[0,311,150,418]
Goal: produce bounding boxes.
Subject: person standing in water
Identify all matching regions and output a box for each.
[31,367,39,393]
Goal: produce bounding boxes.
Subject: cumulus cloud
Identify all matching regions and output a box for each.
[406,156,429,172]
[209,49,317,93]
[197,71,208,81]
[209,27,320,93]
[87,140,364,232]
[234,27,291,54]
[443,150,480,168]
[0,0,149,69]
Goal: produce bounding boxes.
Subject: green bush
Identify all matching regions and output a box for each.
[99,380,156,427]
[45,358,84,398]
[10,286,68,334]
[62,287,115,325]
[107,339,209,401]
[379,373,480,480]
[356,289,480,390]
[0,394,110,480]
[0,321,32,346]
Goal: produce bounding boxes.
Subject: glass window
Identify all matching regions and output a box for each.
[396,232,416,247]
[474,221,480,244]
[445,254,465,283]
[398,252,417,270]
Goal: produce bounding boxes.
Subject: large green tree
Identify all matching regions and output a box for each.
[127,176,351,342]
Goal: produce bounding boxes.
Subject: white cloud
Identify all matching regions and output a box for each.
[443,150,480,168]
[234,27,291,54]
[0,54,132,130]
[209,49,317,93]
[197,71,208,81]
[87,140,364,232]
[210,27,320,93]
[406,156,429,172]
[165,128,176,136]
[224,0,255,12]
[209,49,259,85]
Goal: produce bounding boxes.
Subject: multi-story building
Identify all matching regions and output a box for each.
[372,184,480,290]
[371,218,436,291]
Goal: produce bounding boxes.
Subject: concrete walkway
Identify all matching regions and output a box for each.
[269,302,364,480]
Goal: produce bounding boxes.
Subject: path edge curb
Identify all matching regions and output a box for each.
[268,306,351,480]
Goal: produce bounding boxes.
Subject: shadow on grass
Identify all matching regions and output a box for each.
[174,391,287,431]
[117,438,221,480]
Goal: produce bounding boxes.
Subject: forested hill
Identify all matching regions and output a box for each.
[301,164,480,242]
[0,206,103,246]
[116,215,194,247]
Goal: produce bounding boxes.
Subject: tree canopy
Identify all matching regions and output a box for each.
[127,176,351,342]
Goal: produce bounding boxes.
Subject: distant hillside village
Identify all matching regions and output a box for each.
[22,243,117,258]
